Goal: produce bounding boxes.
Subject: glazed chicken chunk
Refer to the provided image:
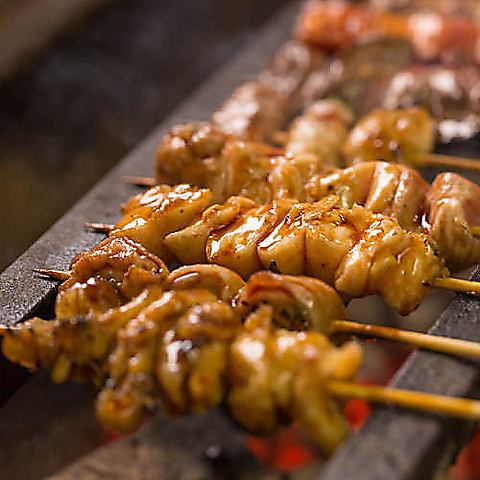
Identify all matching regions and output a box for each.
[426,173,480,270]
[55,236,169,320]
[2,264,244,385]
[285,99,354,166]
[343,107,435,166]
[155,121,325,203]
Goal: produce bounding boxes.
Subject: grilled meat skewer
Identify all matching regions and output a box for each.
[5,269,480,454]
[148,118,480,269]
[88,185,453,314]
[296,1,480,65]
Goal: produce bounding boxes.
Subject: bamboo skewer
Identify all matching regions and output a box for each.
[32,268,70,281]
[433,277,480,295]
[422,153,480,173]
[85,222,114,234]
[123,175,156,187]
[333,320,480,358]
[31,266,480,359]
[327,381,480,422]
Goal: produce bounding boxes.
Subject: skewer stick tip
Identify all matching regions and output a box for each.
[85,222,114,234]
[123,175,156,187]
[32,268,70,281]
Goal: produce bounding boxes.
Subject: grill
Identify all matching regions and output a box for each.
[1,2,480,479]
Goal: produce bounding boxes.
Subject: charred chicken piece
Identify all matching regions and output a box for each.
[111,184,212,264]
[228,306,361,455]
[426,173,480,271]
[212,40,325,142]
[97,288,238,432]
[285,99,354,167]
[212,81,289,143]
[343,107,435,167]
[167,264,245,303]
[56,237,169,320]
[310,161,429,232]
[2,264,245,385]
[155,121,325,203]
[234,271,346,333]
[2,285,167,385]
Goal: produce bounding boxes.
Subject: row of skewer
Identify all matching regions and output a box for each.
[4,0,480,457]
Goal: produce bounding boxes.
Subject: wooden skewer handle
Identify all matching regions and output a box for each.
[422,153,480,172]
[433,277,480,295]
[328,381,480,421]
[333,320,480,358]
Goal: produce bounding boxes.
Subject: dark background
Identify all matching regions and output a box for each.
[0,0,288,272]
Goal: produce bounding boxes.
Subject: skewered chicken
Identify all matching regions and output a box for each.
[368,0,480,21]
[154,120,480,269]
[114,183,213,264]
[296,1,480,65]
[426,173,480,270]
[235,271,346,333]
[155,122,299,203]
[284,99,354,166]
[343,107,435,167]
[3,259,362,455]
[6,260,480,452]
[3,263,244,383]
[212,40,325,142]
[55,236,169,321]
[227,306,361,455]
[382,64,480,142]
[101,186,449,314]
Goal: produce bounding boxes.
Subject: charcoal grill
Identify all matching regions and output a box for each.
[1,1,480,479]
